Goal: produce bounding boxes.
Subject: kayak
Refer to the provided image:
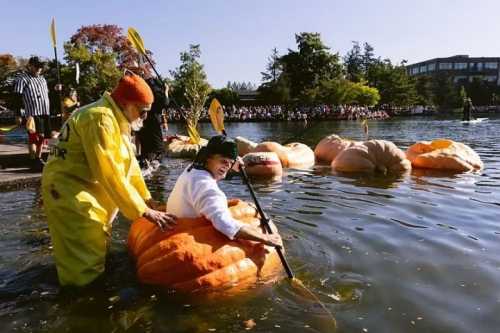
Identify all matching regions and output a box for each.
[461,118,488,123]
[128,199,283,295]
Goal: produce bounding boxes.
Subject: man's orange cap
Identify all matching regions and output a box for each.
[111,73,154,106]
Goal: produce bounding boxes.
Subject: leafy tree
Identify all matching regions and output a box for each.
[0,54,20,109]
[317,78,379,106]
[170,44,211,130]
[261,47,282,84]
[209,88,239,105]
[430,72,459,111]
[366,59,417,106]
[344,42,364,82]
[362,42,376,73]
[279,32,343,102]
[64,24,143,103]
[414,75,433,105]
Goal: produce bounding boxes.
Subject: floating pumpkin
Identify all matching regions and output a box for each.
[332,140,411,174]
[253,141,315,169]
[165,135,208,158]
[235,136,258,156]
[128,199,283,295]
[314,134,356,164]
[406,139,483,172]
[242,152,283,178]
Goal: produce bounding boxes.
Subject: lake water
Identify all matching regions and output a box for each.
[1,116,499,332]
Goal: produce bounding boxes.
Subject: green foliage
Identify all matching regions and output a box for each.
[0,54,20,109]
[170,44,211,128]
[63,25,139,104]
[430,72,460,110]
[344,42,364,82]
[261,48,282,84]
[317,79,379,106]
[280,32,343,101]
[209,88,239,106]
[366,59,417,106]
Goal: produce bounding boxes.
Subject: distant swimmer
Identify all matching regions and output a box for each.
[462,97,474,121]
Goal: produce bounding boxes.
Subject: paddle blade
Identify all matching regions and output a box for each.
[75,62,80,84]
[186,122,201,144]
[127,27,146,55]
[208,98,225,134]
[50,18,57,47]
[0,124,18,133]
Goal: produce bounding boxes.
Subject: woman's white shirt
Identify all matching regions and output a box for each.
[166,167,242,239]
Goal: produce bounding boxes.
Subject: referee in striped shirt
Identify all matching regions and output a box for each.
[14,56,54,170]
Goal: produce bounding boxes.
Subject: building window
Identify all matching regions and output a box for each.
[454,76,468,83]
[485,62,498,69]
[454,63,467,70]
[439,62,452,70]
[411,67,419,75]
[428,63,436,71]
[485,75,497,82]
[420,65,427,73]
[477,63,483,70]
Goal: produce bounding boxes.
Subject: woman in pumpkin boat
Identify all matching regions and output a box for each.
[166,135,283,248]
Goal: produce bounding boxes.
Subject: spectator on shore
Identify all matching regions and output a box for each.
[13,56,59,170]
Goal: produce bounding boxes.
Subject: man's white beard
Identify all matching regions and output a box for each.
[131,118,144,131]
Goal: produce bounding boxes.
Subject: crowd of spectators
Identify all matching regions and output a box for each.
[164,104,392,122]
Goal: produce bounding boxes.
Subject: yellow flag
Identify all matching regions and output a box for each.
[208,98,224,134]
[127,27,146,55]
[50,18,57,47]
[186,122,201,144]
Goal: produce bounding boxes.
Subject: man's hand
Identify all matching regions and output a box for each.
[143,207,177,232]
[146,198,164,211]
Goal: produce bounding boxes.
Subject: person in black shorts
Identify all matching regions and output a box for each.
[14,56,56,170]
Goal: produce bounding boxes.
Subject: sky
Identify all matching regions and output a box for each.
[1,0,500,88]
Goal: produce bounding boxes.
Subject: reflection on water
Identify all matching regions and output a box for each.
[1,116,500,332]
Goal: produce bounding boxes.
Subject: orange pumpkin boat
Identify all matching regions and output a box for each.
[128,199,283,295]
[406,139,483,172]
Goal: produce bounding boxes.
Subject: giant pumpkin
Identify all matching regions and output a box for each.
[128,199,283,295]
[331,140,411,174]
[406,139,483,172]
[242,152,283,178]
[314,134,356,164]
[252,141,315,169]
[165,135,208,158]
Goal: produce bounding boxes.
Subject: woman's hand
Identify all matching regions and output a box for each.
[143,207,177,232]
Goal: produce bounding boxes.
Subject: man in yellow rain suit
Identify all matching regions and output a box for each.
[42,73,176,287]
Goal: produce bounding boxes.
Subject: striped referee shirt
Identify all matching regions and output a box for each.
[13,72,50,116]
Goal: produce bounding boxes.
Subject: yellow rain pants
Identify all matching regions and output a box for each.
[41,92,151,286]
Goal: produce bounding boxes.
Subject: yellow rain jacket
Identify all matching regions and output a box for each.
[41,92,151,286]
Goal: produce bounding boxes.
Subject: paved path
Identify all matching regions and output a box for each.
[0,143,41,190]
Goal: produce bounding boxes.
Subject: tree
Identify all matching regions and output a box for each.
[261,47,282,84]
[0,54,20,109]
[279,32,343,102]
[170,44,211,130]
[64,24,144,103]
[209,88,240,105]
[362,42,376,73]
[317,78,379,106]
[415,75,433,105]
[344,41,364,82]
[430,72,459,111]
[366,59,417,106]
